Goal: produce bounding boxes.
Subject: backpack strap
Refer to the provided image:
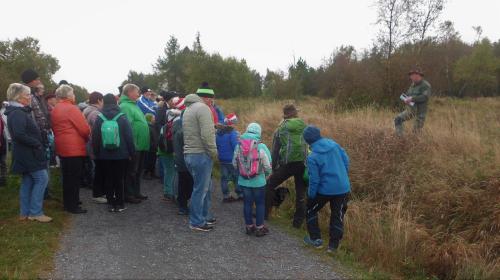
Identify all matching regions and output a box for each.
[98,113,108,121]
[111,112,124,121]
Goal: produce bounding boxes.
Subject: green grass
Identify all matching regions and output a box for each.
[0,168,68,279]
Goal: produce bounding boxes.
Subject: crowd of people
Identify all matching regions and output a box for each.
[3,67,433,252]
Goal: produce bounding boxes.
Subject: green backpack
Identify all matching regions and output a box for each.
[99,113,124,150]
[277,118,308,165]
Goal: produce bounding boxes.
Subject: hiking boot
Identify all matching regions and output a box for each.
[92,196,108,204]
[125,196,142,204]
[28,215,53,223]
[189,224,213,232]
[255,226,269,237]
[303,236,323,249]
[206,218,217,226]
[245,225,256,235]
[115,206,127,212]
[135,194,148,200]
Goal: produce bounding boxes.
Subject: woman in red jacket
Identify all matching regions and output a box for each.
[51,85,90,214]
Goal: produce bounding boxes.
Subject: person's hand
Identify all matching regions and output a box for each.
[404,97,413,104]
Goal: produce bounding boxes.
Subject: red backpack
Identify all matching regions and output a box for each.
[236,139,261,179]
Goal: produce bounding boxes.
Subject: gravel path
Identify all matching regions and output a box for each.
[52,178,342,279]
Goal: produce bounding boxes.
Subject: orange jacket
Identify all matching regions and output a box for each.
[51,99,90,157]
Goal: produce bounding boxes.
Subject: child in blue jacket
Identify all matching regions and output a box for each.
[302,125,350,252]
[216,113,242,202]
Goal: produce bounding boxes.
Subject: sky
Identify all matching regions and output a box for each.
[1,0,499,94]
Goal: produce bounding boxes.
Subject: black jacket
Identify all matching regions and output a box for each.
[172,117,187,172]
[4,105,47,174]
[92,104,135,160]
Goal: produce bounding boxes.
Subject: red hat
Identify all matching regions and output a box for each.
[224,113,238,125]
[173,97,186,110]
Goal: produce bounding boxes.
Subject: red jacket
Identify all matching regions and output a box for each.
[51,99,90,157]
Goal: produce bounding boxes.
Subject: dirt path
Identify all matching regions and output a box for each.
[52,178,342,279]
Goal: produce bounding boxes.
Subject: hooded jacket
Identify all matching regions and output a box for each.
[119,94,150,152]
[233,123,272,188]
[91,104,135,160]
[51,99,90,157]
[216,126,239,163]
[307,138,350,198]
[4,104,47,173]
[182,94,216,156]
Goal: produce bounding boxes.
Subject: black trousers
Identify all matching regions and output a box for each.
[92,160,105,198]
[143,151,157,174]
[265,161,307,225]
[125,151,145,197]
[177,171,193,209]
[60,156,84,211]
[82,156,93,188]
[99,159,128,207]
[306,193,349,249]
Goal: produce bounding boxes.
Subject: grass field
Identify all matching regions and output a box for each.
[219,97,500,280]
[0,169,67,279]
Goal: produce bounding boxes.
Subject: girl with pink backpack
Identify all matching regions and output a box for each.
[233,123,272,237]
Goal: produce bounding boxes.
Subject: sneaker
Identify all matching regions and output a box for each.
[28,215,53,223]
[245,225,256,235]
[92,196,108,204]
[178,208,189,215]
[255,226,269,237]
[115,206,127,212]
[189,224,213,232]
[303,236,323,249]
[327,246,337,254]
[206,218,217,226]
[108,206,116,213]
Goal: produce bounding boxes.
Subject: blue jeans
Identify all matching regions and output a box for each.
[220,163,242,198]
[159,155,175,197]
[20,169,49,217]
[185,153,214,227]
[242,186,265,227]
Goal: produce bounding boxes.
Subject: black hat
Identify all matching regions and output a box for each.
[141,87,153,94]
[103,93,117,106]
[21,69,40,84]
[58,80,69,86]
[160,90,178,101]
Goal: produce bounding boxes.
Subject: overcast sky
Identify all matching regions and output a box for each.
[1,0,499,94]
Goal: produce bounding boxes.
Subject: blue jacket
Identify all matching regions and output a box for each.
[137,95,157,116]
[4,104,48,174]
[307,138,350,198]
[216,126,239,163]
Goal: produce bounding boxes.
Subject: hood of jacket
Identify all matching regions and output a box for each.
[241,123,262,141]
[311,138,337,154]
[101,104,121,119]
[282,118,306,133]
[184,94,202,106]
[4,104,31,116]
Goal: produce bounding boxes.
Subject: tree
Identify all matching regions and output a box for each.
[375,0,412,60]
[454,39,500,97]
[410,0,446,43]
[0,37,60,101]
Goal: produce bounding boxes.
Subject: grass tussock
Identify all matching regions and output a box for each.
[219,97,500,279]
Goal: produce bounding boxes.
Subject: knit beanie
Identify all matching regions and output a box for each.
[246,123,262,137]
[224,113,238,126]
[196,82,215,98]
[103,93,117,106]
[21,69,39,84]
[303,125,322,145]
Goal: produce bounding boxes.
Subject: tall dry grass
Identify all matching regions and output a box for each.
[219,97,500,279]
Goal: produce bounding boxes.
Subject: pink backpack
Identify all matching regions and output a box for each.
[236,139,261,179]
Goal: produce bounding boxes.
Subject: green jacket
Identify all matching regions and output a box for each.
[119,95,150,151]
[407,80,431,104]
[271,118,307,168]
[182,94,217,157]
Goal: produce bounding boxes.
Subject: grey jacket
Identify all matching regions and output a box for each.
[182,94,216,156]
